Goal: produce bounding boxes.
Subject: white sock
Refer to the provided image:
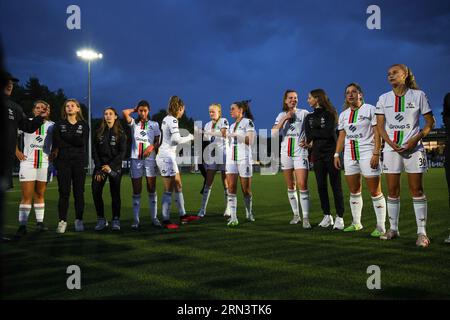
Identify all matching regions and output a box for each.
[228,194,237,220]
[162,192,172,221]
[132,194,141,223]
[19,204,32,226]
[413,196,427,235]
[174,191,186,216]
[200,185,212,215]
[148,193,158,221]
[34,203,45,223]
[224,187,229,211]
[244,194,253,216]
[350,193,363,226]
[387,197,400,231]
[287,189,300,217]
[372,194,386,233]
[299,190,310,219]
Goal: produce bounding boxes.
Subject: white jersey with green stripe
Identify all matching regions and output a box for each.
[375,89,432,152]
[204,117,229,154]
[129,119,160,160]
[338,104,377,161]
[274,109,309,157]
[227,118,255,162]
[21,120,54,168]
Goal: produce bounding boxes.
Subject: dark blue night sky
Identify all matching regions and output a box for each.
[2,0,449,129]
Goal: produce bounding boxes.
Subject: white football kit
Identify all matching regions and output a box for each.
[274,109,309,170]
[338,104,381,177]
[129,119,160,178]
[226,118,255,178]
[19,120,54,182]
[203,117,229,171]
[375,89,432,174]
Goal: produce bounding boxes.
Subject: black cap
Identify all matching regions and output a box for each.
[5,71,19,83]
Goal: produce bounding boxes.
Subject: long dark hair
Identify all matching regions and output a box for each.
[96,107,124,141]
[443,92,450,126]
[282,90,297,111]
[310,89,338,123]
[234,99,254,120]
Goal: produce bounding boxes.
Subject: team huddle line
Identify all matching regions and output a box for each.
[10,64,436,247]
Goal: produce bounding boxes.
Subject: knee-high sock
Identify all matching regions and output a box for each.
[34,203,45,223]
[132,194,141,223]
[387,197,400,231]
[372,194,386,232]
[174,191,186,216]
[413,196,427,235]
[244,194,253,216]
[19,204,32,226]
[162,192,172,221]
[148,193,158,221]
[287,189,300,217]
[200,185,212,215]
[299,190,310,219]
[350,193,363,225]
[228,194,237,220]
[224,187,229,212]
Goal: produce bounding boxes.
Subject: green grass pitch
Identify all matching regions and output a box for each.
[1,168,450,299]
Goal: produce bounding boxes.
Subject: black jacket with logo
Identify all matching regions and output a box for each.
[92,126,127,173]
[52,119,89,163]
[304,107,338,161]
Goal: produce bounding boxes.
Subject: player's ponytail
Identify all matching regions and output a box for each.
[391,64,420,90]
[234,99,254,121]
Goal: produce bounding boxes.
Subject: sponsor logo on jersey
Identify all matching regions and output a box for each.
[395,114,404,122]
[389,124,410,130]
[140,131,146,136]
[348,125,357,132]
[406,102,415,109]
[347,134,363,139]
[36,136,43,143]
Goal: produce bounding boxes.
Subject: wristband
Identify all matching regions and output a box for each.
[333,153,340,158]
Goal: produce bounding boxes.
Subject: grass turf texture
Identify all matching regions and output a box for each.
[1,168,450,299]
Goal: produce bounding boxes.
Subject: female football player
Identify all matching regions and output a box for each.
[334,83,386,237]
[375,64,435,247]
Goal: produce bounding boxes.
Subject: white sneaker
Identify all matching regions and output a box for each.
[290,215,301,225]
[198,210,205,218]
[445,234,450,244]
[74,219,84,232]
[333,217,345,230]
[318,215,334,228]
[302,218,312,229]
[56,220,67,234]
[246,213,255,222]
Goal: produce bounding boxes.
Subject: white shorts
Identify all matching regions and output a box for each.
[130,158,158,179]
[382,149,427,174]
[19,163,49,182]
[344,158,381,177]
[280,154,309,170]
[156,156,179,177]
[204,163,226,172]
[226,161,253,178]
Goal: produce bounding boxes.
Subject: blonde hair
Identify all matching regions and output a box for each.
[390,64,420,90]
[33,100,50,120]
[167,96,185,117]
[209,103,222,118]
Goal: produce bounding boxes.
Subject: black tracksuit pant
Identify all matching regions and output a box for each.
[313,156,345,217]
[92,171,122,219]
[56,159,86,221]
[445,149,450,208]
